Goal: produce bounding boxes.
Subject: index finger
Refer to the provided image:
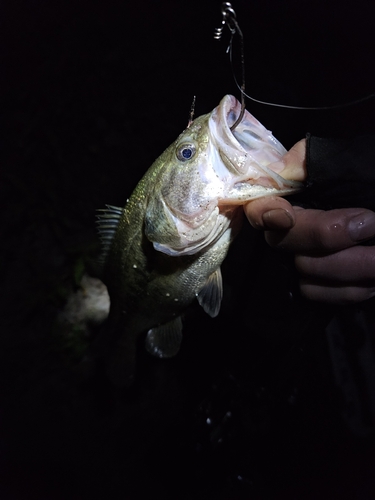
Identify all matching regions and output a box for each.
[265,208,375,253]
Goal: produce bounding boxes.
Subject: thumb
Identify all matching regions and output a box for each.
[278,138,307,182]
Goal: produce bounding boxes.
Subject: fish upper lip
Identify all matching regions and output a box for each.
[224,95,244,129]
[218,95,247,151]
[208,94,249,176]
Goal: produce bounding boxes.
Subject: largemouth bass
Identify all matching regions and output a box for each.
[97,94,302,385]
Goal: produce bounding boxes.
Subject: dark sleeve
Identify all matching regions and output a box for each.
[296,134,375,211]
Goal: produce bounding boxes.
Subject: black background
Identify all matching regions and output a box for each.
[1,0,375,498]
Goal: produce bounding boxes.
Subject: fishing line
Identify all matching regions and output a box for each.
[215,2,375,113]
[214,3,246,130]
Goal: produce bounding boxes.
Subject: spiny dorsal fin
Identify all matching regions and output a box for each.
[145,316,183,358]
[96,204,123,265]
[197,267,223,318]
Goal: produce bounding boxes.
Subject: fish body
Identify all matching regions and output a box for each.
[97,95,302,384]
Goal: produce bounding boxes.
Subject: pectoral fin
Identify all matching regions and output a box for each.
[145,317,183,358]
[197,267,223,318]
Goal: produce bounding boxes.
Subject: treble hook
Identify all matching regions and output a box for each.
[214,2,246,131]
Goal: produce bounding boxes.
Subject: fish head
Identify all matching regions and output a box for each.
[145,95,302,256]
[145,111,227,256]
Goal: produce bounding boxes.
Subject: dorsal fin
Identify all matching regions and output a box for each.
[96,204,123,265]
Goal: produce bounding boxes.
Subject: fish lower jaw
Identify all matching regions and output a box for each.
[221,181,301,204]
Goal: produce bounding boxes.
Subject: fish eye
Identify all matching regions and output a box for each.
[176,143,196,162]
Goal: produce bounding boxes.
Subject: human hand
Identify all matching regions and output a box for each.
[245,204,375,304]
[244,137,375,304]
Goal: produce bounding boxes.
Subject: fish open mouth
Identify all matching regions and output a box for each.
[214,94,287,159]
[209,94,302,190]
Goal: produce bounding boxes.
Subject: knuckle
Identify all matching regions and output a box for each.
[314,217,339,249]
[311,210,351,251]
[295,255,319,277]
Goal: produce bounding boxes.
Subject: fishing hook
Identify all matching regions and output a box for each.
[214,2,246,131]
[215,3,374,111]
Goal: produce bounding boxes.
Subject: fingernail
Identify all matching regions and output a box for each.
[262,209,295,230]
[348,212,375,241]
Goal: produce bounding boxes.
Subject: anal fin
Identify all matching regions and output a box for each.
[145,317,183,358]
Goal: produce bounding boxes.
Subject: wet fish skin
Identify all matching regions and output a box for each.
[97,95,302,385]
